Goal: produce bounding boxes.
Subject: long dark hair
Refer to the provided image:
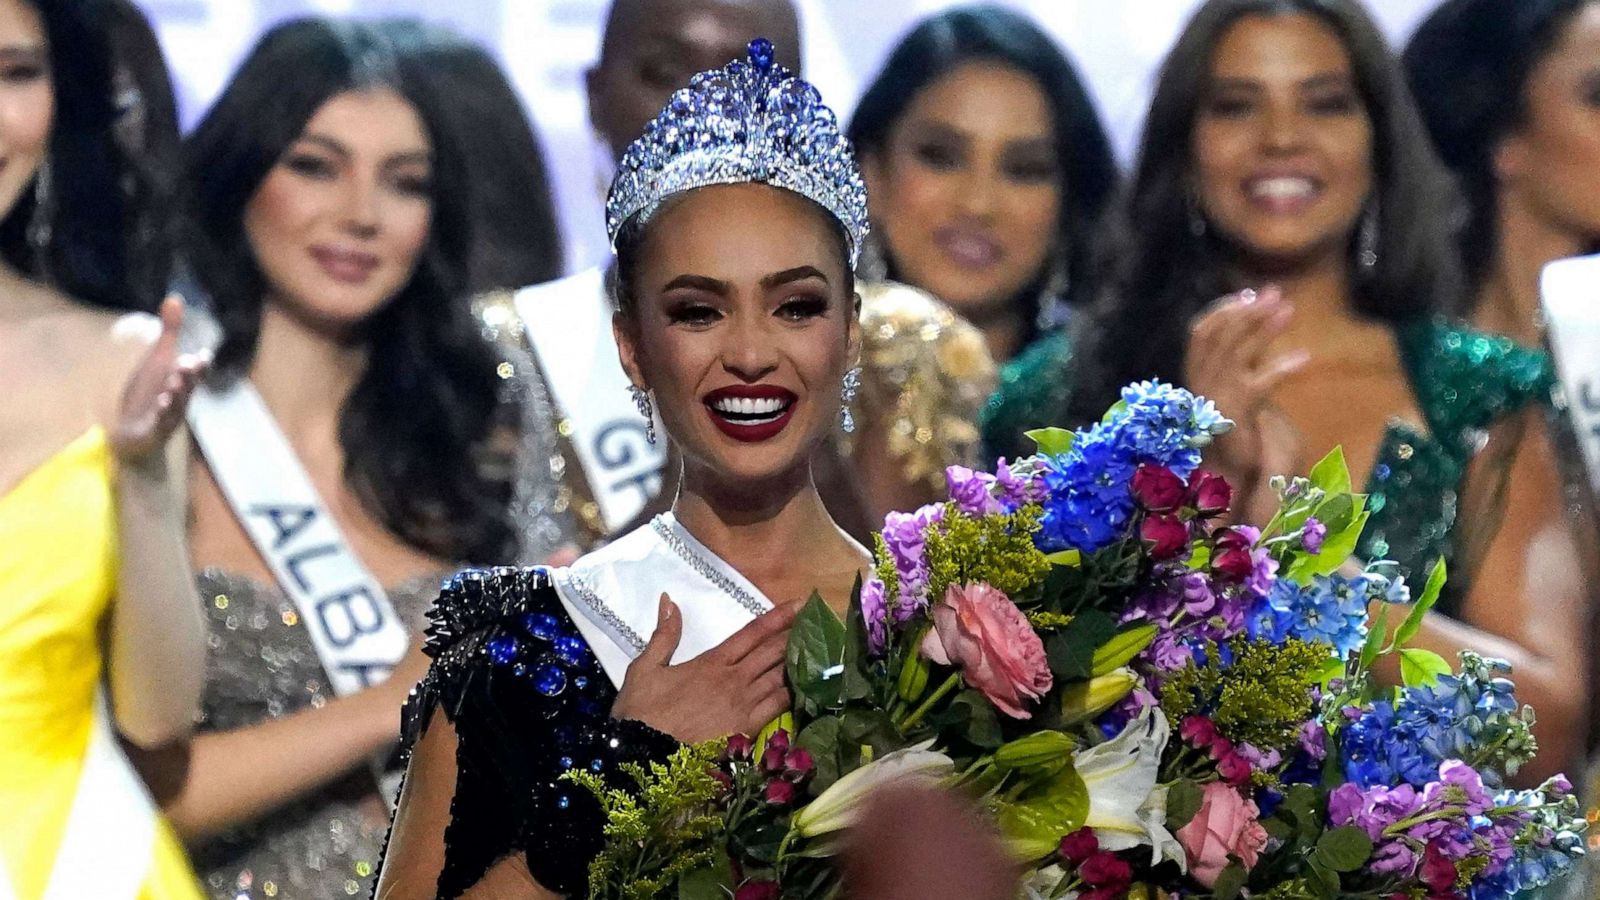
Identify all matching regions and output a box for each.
[1404,0,1599,290]
[381,19,563,293]
[183,18,513,563]
[846,4,1118,341]
[1074,0,1461,421]
[0,0,177,312]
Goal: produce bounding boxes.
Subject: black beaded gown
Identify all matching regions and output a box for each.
[380,514,776,898]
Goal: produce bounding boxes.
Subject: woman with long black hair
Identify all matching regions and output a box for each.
[1066,0,1586,784]
[152,18,554,899]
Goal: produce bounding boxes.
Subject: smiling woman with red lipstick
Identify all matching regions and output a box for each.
[1072,0,1587,787]
[376,40,876,900]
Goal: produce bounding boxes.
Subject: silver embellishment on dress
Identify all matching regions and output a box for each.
[649,516,769,618]
[605,38,869,266]
[561,568,648,653]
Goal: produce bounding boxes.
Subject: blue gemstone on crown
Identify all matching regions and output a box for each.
[605,39,869,266]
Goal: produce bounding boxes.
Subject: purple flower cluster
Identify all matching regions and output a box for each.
[1329,761,1579,897]
[879,503,944,621]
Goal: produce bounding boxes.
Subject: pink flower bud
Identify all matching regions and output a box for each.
[726,734,755,761]
[1189,470,1233,517]
[1058,827,1100,864]
[1132,464,1187,513]
[1179,715,1219,748]
[1141,513,1190,560]
[734,881,781,900]
[784,747,815,780]
[765,779,797,805]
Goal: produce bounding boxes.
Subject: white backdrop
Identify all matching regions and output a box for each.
[143,0,1444,274]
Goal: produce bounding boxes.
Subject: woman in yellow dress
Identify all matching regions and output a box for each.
[0,0,208,896]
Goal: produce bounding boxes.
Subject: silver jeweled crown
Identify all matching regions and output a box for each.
[604,38,870,265]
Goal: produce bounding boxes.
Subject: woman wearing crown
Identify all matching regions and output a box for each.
[373,40,875,899]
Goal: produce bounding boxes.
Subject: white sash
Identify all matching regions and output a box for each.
[1541,254,1600,501]
[553,513,773,687]
[516,269,666,533]
[31,694,157,900]
[188,379,408,801]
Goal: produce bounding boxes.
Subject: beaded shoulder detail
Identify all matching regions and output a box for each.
[1400,317,1555,450]
[980,328,1076,462]
[420,566,559,659]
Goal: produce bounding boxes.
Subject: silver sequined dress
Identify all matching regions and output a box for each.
[189,569,446,900]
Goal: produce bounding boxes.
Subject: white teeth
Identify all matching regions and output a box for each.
[1250,177,1316,200]
[712,396,786,415]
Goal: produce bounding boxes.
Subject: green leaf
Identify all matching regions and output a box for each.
[677,862,731,900]
[786,593,847,715]
[1315,655,1347,688]
[1090,623,1158,676]
[1389,558,1447,650]
[952,691,1004,749]
[1212,861,1248,900]
[1026,427,1076,456]
[840,574,873,702]
[796,716,844,793]
[1165,779,1204,832]
[1313,825,1374,872]
[1309,446,1352,496]
[1100,400,1128,425]
[1306,858,1341,898]
[1045,609,1116,680]
[1399,648,1453,688]
[1185,544,1212,570]
[997,764,1089,859]
[1045,549,1082,568]
[1287,510,1370,580]
[1359,603,1390,671]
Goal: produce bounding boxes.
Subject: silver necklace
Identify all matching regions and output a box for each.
[650,515,770,618]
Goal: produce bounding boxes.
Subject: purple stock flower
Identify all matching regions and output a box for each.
[993,457,1046,509]
[860,576,889,656]
[881,503,944,620]
[1301,517,1327,554]
[945,465,1002,516]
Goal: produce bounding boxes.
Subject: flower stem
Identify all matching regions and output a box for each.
[900,673,962,730]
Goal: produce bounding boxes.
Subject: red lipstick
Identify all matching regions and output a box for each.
[703,384,798,443]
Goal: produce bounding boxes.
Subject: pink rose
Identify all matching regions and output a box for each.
[1176,782,1268,888]
[1132,464,1188,512]
[921,584,1053,719]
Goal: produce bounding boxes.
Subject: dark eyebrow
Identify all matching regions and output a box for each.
[1300,72,1357,91]
[661,273,731,295]
[383,151,433,169]
[761,266,829,289]
[0,44,46,60]
[295,134,350,159]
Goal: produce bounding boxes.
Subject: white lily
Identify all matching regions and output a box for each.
[1073,707,1186,869]
[791,740,956,837]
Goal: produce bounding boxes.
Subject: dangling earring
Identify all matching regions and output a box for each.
[1357,206,1379,274]
[28,161,53,275]
[839,367,862,433]
[630,385,656,445]
[1035,257,1072,332]
[1186,191,1208,239]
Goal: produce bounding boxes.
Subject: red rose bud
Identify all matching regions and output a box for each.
[1131,464,1187,513]
[1189,470,1233,517]
[765,779,797,805]
[784,747,815,780]
[1179,715,1219,748]
[1078,852,1133,887]
[734,881,781,900]
[1421,843,1457,893]
[710,768,734,792]
[1212,546,1254,580]
[761,730,791,774]
[726,733,755,761]
[1058,827,1100,864]
[1217,751,1252,786]
[1141,514,1189,560]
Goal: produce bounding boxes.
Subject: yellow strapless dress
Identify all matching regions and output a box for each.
[0,427,201,899]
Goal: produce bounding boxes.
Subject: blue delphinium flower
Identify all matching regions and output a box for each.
[1033,381,1232,555]
[1248,574,1368,658]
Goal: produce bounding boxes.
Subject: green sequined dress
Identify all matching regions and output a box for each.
[1356,318,1554,615]
[979,328,1077,463]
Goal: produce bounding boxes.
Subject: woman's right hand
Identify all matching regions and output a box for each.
[1184,287,1306,508]
[612,595,797,743]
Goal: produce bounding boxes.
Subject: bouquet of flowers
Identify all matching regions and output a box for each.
[568,382,1586,899]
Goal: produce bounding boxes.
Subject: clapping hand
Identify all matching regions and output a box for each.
[1184,286,1306,520]
[612,595,797,743]
[111,295,210,465]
